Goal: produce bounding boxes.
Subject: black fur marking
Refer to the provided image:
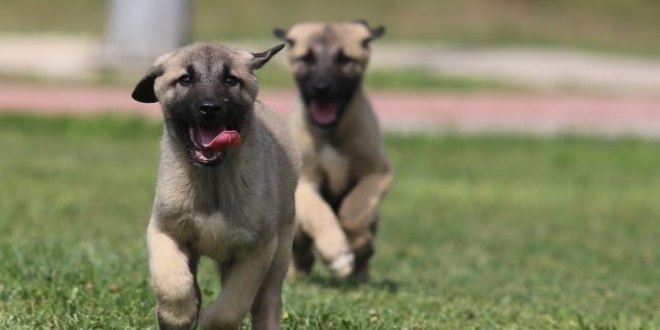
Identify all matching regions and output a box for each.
[335,48,354,64]
[300,49,315,64]
[132,68,162,103]
[292,231,315,273]
[296,74,361,129]
[320,178,356,214]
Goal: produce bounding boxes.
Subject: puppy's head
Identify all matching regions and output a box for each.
[132,42,284,166]
[274,20,385,128]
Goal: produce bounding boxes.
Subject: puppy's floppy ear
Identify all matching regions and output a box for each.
[354,19,386,47]
[249,43,286,70]
[131,65,163,103]
[273,27,287,40]
[273,28,295,48]
[353,18,370,27]
[369,25,386,40]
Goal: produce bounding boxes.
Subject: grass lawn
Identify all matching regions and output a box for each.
[1,0,660,56]
[255,66,526,92]
[0,114,659,329]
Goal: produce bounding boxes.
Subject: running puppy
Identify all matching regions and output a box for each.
[132,42,300,330]
[274,20,393,281]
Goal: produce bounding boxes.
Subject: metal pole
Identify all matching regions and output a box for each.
[104,0,191,67]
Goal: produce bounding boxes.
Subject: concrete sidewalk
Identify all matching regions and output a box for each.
[2,34,660,94]
[376,44,660,95]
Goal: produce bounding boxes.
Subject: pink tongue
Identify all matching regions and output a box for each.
[198,127,241,151]
[310,101,339,125]
[207,131,241,150]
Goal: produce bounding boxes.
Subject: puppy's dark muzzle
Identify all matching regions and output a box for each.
[197,100,230,124]
[199,101,221,115]
[199,100,225,117]
[312,82,331,98]
[303,82,342,104]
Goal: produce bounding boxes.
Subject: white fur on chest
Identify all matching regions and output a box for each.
[192,212,258,261]
[318,144,350,195]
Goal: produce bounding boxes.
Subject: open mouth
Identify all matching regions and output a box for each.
[309,100,341,126]
[189,125,242,165]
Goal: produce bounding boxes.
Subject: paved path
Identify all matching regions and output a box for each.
[2,34,660,94]
[2,84,659,138]
[375,44,660,95]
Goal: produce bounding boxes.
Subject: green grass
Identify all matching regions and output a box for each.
[364,69,526,92]
[1,0,660,55]
[1,114,660,329]
[258,65,525,91]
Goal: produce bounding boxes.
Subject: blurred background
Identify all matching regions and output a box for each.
[1,1,660,329]
[1,0,659,134]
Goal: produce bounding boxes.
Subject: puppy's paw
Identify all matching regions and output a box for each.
[326,251,355,278]
[156,310,197,330]
[155,296,199,330]
[200,306,244,330]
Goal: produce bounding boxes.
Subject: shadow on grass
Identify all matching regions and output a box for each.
[302,273,401,294]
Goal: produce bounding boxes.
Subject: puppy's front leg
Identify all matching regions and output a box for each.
[295,180,354,277]
[338,170,393,280]
[251,222,294,330]
[200,236,277,330]
[338,170,393,233]
[147,221,201,330]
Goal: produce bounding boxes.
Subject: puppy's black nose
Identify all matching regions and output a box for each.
[313,82,330,96]
[199,101,221,115]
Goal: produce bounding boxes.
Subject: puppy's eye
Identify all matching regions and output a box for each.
[178,74,192,86]
[336,49,354,65]
[300,49,315,64]
[224,75,240,87]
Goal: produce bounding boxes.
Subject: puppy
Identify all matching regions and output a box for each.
[274,21,393,281]
[132,42,300,330]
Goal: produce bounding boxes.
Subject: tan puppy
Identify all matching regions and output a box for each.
[132,43,300,330]
[274,21,393,281]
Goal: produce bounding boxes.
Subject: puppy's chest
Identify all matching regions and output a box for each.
[317,144,352,196]
[191,212,259,261]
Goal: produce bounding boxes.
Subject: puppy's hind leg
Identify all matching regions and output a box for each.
[289,225,315,276]
[147,221,201,330]
[347,214,378,283]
